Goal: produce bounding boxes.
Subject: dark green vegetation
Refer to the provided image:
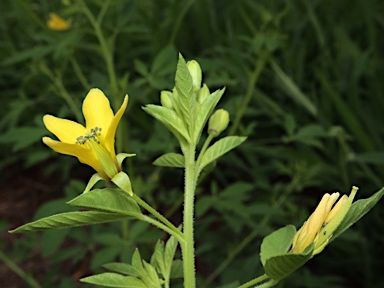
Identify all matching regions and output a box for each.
[1,0,384,287]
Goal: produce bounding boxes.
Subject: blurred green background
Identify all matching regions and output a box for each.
[1,0,384,287]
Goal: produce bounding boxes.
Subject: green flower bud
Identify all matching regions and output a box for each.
[160,91,174,109]
[187,60,202,91]
[208,109,230,137]
[197,84,210,104]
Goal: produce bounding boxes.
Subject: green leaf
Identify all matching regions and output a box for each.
[194,88,225,142]
[153,153,184,168]
[103,263,137,276]
[175,53,194,129]
[152,240,166,277]
[332,187,384,240]
[198,136,247,173]
[10,211,128,233]
[0,127,48,152]
[143,105,190,142]
[164,235,178,281]
[260,225,313,280]
[170,259,183,279]
[272,61,317,117]
[80,273,146,288]
[67,188,142,217]
[264,247,313,280]
[260,225,296,266]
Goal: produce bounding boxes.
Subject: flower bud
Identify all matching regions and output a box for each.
[160,91,174,109]
[208,109,230,137]
[197,84,210,104]
[187,60,202,91]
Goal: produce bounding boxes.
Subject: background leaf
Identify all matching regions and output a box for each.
[80,272,146,288]
[153,153,184,168]
[10,211,129,233]
[198,136,247,173]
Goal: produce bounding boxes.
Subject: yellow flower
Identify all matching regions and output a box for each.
[47,13,71,31]
[291,186,358,255]
[43,88,128,180]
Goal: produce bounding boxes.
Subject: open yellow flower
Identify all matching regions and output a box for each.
[47,13,71,31]
[43,88,128,180]
[291,186,358,256]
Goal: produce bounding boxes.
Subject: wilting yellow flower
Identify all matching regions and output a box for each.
[47,13,71,31]
[291,186,358,256]
[43,88,128,180]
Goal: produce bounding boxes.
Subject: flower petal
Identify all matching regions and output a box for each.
[43,115,86,144]
[83,88,114,131]
[105,95,129,154]
[43,137,106,179]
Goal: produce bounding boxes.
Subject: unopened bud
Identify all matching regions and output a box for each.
[187,60,202,91]
[208,109,230,137]
[197,84,210,104]
[160,91,174,109]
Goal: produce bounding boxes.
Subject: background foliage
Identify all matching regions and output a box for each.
[1,0,384,287]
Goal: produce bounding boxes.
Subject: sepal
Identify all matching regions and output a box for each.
[111,171,133,196]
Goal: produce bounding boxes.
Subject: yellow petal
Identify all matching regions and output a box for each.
[43,137,107,179]
[105,95,129,154]
[43,115,86,144]
[83,89,114,131]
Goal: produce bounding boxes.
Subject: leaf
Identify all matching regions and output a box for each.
[260,225,313,280]
[198,136,247,173]
[0,127,48,152]
[332,187,384,240]
[142,105,190,142]
[260,225,296,266]
[164,235,178,280]
[153,153,184,168]
[193,88,225,142]
[170,259,183,279]
[103,263,137,276]
[151,45,177,76]
[272,61,317,117]
[10,211,128,233]
[80,273,146,288]
[67,188,142,217]
[152,240,166,277]
[175,53,194,129]
[263,247,313,280]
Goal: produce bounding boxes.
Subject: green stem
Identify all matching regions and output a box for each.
[139,215,185,244]
[181,146,197,288]
[238,274,269,288]
[240,277,279,288]
[169,0,195,44]
[195,134,214,173]
[80,0,119,95]
[132,194,183,240]
[121,219,129,241]
[70,58,90,90]
[0,250,41,288]
[229,52,268,135]
[40,63,82,122]
[203,185,291,287]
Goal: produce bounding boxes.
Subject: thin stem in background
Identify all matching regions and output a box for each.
[202,178,294,287]
[229,51,268,135]
[39,62,82,122]
[0,250,41,288]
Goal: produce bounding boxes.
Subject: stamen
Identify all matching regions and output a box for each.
[76,127,102,145]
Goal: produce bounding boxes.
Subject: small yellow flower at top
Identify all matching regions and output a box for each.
[291,186,358,256]
[47,13,71,31]
[42,88,128,181]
